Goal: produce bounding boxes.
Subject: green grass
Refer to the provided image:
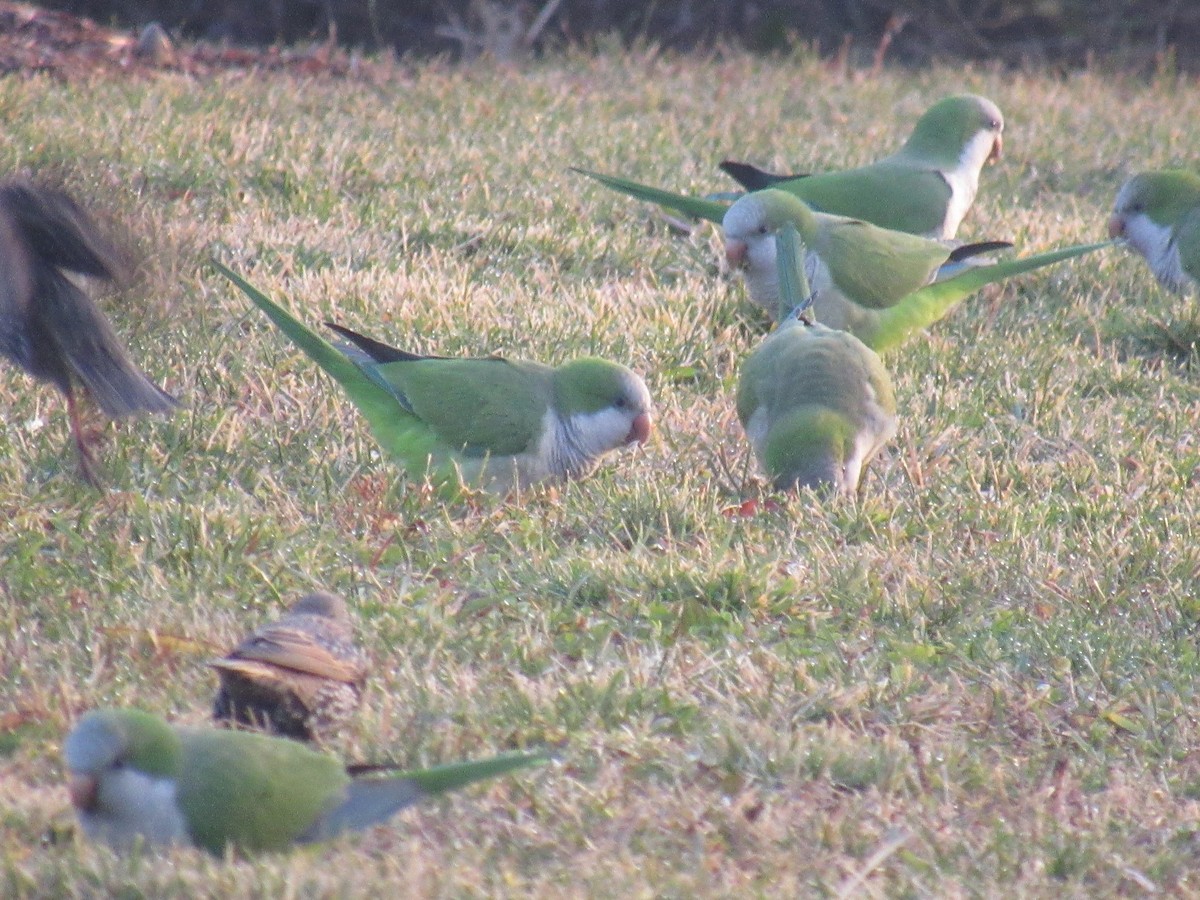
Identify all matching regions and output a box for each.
[3,49,1200,896]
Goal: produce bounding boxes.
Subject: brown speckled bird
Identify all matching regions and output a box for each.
[211,592,369,743]
[0,180,177,485]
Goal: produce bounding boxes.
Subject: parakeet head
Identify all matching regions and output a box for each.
[723,190,819,270]
[554,359,653,447]
[1110,170,1200,234]
[903,94,1003,168]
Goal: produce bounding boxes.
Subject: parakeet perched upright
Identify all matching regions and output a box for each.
[736,226,897,495]
[0,181,177,484]
[215,262,652,495]
[64,708,547,855]
[575,93,1004,240]
[211,592,368,743]
[718,93,1004,240]
[1109,169,1200,294]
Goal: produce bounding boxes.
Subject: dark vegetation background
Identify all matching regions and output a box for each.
[30,0,1200,70]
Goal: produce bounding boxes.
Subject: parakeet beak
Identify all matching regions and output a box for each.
[1107,214,1125,239]
[68,773,98,811]
[626,412,652,445]
[988,134,1003,164]
[725,239,749,269]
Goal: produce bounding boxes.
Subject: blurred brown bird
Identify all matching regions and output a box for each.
[0,180,177,485]
[211,592,369,743]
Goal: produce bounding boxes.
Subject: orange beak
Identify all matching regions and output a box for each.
[68,773,98,811]
[725,239,748,269]
[1107,214,1125,239]
[626,412,652,445]
[988,134,1003,165]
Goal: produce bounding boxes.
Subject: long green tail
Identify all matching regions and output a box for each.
[398,750,550,795]
[571,168,729,223]
[868,239,1117,354]
[212,259,403,448]
[301,750,549,842]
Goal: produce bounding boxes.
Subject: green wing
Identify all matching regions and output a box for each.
[817,218,947,309]
[371,357,551,457]
[177,728,348,854]
[571,168,729,223]
[866,240,1117,354]
[783,161,952,236]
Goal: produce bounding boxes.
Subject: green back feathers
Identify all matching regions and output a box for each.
[738,320,894,428]
[373,356,550,457]
[815,216,948,309]
[177,726,348,854]
[777,161,952,236]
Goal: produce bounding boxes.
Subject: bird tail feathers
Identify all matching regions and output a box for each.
[570,168,729,224]
[300,751,548,843]
[719,160,809,192]
[36,267,177,417]
[213,260,424,439]
[871,239,1117,354]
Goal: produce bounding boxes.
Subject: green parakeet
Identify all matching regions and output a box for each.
[575,93,1003,238]
[0,180,177,485]
[718,93,1004,239]
[211,592,368,743]
[1109,169,1200,294]
[215,262,652,495]
[65,708,547,854]
[736,226,897,495]
[724,189,1115,352]
[723,188,1010,332]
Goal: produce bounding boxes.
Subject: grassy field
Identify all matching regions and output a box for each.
[2,48,1200,896]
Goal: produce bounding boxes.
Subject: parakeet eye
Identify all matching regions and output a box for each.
[756,225,769,235]
[614,396,628,408]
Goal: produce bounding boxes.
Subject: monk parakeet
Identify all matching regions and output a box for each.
[65,708,547,854]
[211,592,368,743]
[724,187,1011,333]
[0,181,177,485]
[214,262,652,495]
[719,93,1004,238]
[725,189,1117,351]
[1109,169,1200,294]
[736,225,897,495]
[574,94,1003,239]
